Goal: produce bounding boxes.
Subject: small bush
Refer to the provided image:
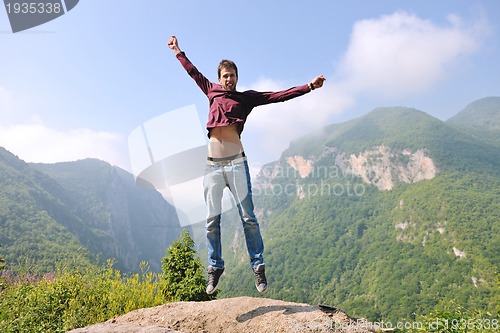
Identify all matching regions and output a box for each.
[161,230,216,301]
[0,260,164,333]
[0,245,6,290]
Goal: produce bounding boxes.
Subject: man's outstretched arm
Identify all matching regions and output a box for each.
[168,35,214,96]
[249,74,326,106]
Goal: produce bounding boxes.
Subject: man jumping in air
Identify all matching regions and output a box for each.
[168,35,325,294]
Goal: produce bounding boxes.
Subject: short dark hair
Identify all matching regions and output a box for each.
[218,59,238,78]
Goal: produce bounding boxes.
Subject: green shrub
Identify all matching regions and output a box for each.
[0,260,163,333]
[161,230,216,301]
[0,245,5,290]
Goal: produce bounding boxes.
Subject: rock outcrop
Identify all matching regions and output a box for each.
[67,297,385,333]
[255,145,436,194]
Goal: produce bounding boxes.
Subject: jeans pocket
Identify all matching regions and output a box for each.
[204,164,218,174]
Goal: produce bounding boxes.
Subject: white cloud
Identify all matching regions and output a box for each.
[240,11,489,163]
[0,123,129,170]
[338,11,489,97]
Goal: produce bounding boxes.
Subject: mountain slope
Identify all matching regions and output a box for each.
[214,103,499,322]
[0,150,184,273]
[447,96,500,146]
[31,159,184,273]
[0,147,91,272]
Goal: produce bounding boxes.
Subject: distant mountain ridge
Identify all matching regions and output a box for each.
[447,96,500,146]
[285,105,499,174]
[0,151,184,273]
[252,103,499,200]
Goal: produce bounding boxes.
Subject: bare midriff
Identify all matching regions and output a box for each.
[207,124,244,158]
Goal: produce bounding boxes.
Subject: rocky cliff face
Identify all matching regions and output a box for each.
[341,146,436,190]
[255,145,437,194]
[100,167,184,273]
[29,159,185,273]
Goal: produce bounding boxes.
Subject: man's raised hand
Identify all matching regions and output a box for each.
[168,35,181,54]
[311,75,326,90]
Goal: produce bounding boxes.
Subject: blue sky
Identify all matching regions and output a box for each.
[1,1,499,173]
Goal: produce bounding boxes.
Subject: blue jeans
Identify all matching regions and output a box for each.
[204,159,264,269]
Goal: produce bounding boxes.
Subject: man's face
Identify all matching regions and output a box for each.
[218,67,238,91]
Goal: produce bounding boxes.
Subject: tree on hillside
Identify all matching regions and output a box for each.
[0,244,6,290]
[161,230,217,301]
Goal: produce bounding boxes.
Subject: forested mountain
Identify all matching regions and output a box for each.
[214,98,500,322]
[0,152,183,273]
[0,148,91,272]
[447,96,500,146]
